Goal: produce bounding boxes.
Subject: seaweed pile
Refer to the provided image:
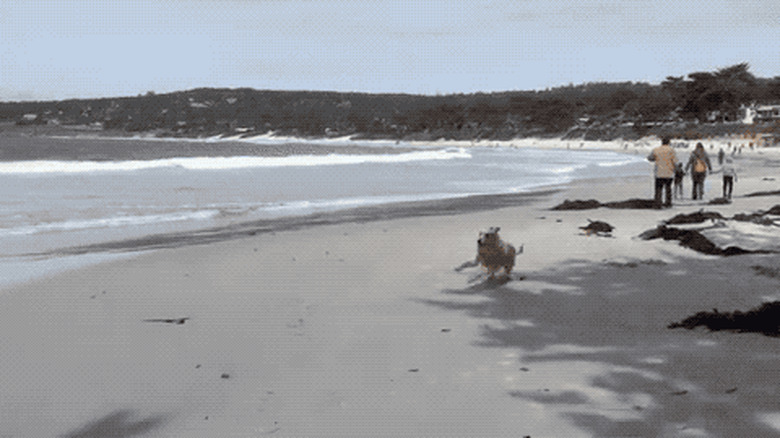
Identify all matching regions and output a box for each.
[638,226,757,256]
[639,208,780,256]
[551,198,657,210]
[663,211,725,225]
[669,301,780,337]
[732,205,780,226]
[744,190,780,198]
[707,197,731,205]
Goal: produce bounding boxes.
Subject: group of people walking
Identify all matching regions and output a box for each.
[647,138,738,208]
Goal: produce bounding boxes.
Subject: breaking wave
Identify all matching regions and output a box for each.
[0,148,471,174]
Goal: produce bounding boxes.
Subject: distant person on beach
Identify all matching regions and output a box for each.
[685,142,712,200]
[647,137,678,208]
[718,148,725,165]
[721,157,737,199]
[673,162,685,199]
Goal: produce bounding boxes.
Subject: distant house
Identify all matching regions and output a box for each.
[740,104,780,124]
[16,114,43,125]
[188,98,212,109]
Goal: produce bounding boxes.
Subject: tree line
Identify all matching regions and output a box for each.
[1,63,778,140]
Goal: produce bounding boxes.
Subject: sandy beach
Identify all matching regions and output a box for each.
[2,143,780,437]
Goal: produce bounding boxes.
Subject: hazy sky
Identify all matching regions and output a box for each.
[1,0,778,101]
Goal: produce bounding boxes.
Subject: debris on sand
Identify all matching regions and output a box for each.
[551,198,657,210]
[579,219,614,237]
[708,197,731,205]
[751,265,780,279]
[142,317,190,325]
[668,301,780,337]
[663,210,725,225]
[605,259,666,268]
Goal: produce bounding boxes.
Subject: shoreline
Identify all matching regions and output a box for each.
[5,121,779,158]
[36,189,562,257]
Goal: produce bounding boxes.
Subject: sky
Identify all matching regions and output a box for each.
[1,0,778,101]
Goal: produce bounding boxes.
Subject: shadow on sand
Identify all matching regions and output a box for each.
[424,254,780,436]
[62,410,169,438]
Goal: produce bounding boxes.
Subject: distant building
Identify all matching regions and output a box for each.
[740,104,780,124]
[16,114,43,125]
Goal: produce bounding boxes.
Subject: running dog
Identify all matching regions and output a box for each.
[476,227,518,278]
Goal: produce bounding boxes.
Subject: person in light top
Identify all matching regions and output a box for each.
[647,137,678,208]
[721,157,738,199]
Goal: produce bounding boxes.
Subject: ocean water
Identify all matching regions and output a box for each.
[0,136,647,287]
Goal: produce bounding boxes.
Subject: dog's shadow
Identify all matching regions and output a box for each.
[466,272,526,288]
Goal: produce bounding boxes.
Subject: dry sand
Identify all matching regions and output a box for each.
[1,146,780,437]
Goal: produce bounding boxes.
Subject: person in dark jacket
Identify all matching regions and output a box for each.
[685,142,712,200]
[673,162,685,199]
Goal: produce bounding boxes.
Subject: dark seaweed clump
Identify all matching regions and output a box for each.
[551,199,602,210]
[732,205,780,225]
[744,190,780,198]
[669,301,780,337]
[602,199,658,209]
[663,211,725,225]
[638,225,756,256]
[551,198,656,210]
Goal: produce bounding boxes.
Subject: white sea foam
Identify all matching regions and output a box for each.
[52,132,414,148]
[0,210,221,236]
[597,158,641,167]
[0,148,470,174]
[549,164,588,174]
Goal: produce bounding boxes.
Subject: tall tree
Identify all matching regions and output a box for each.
[714,63,756,112]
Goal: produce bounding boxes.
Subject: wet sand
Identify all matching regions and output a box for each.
[1,147,780,436]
